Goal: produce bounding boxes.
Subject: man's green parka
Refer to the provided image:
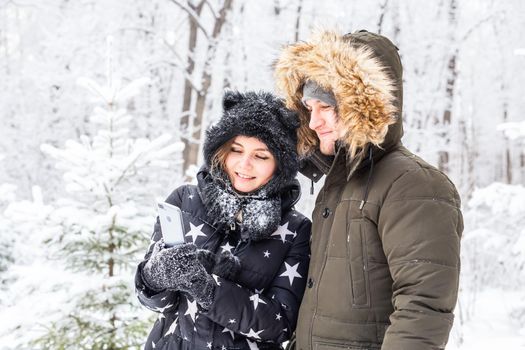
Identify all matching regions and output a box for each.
[275,30,463,350]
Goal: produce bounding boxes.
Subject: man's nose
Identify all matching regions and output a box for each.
[309,108,323,130]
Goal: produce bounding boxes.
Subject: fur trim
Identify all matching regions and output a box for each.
[274,30,398,158]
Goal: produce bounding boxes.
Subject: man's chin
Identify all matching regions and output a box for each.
[319,144,336,156]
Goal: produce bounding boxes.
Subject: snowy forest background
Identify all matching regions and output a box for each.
[1,0,524,349]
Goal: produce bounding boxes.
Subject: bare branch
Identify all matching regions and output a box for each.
[117,26,199,74]
[202,0,219,19]
[460,14,497,43]
[145,59,202,92]
[169,0,210,40]
[115,25,156,34]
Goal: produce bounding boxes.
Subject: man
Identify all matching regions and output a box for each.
[274,29,463,350]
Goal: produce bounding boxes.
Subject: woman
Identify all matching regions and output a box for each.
[135,91,312,350]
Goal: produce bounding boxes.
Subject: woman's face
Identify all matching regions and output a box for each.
[224,136,277,193]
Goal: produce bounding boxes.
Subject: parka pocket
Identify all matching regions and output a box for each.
[346,220,370,308]
[314,340,372,350]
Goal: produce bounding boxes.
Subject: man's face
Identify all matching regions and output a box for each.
[304,99,340,155]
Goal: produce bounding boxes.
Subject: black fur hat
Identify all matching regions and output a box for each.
[203,91,300,196]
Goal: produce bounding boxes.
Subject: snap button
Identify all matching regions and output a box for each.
[322,208,331,218]
[307,278,314,288]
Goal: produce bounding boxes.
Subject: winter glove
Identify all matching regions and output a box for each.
[213,250,241,280]
[196,249,241,280]
[196,249,216,274]
[141,242,216,309]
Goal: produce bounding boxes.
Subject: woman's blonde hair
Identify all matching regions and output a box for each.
[210,138,235,174]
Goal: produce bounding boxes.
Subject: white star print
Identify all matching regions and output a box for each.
[255,288,264,294]
[279,262,302,285]
[228,318,236,324]
[241,328,264,340]
[222,346,227,350]
[276,313,282,320]
[207,342,212,349]
[271,222,294,243]
[249,293,267,310]
[212,274,221,286]
[263,250,270,258]
[246,339,259,350]
[185,222,207,243]
[221,242,234,253]
[188,194,194,200]
[184,299,198,323]
[164,317,178,336]
[153,303,173,313]
[222,326,235,339]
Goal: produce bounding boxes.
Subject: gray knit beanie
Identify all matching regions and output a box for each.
[301,80,337,107]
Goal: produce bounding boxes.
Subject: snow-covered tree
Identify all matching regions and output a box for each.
[0,73,184,349]
[0,171,17,293]
[451,111,525,345]
[35,75,183,349]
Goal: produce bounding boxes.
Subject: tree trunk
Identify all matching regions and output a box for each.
[437,0,457,174]
[182,0,234,175]
[294,0,303,41]
[273,0,281,16]
[377,0,389,34]
[180,1,205,169]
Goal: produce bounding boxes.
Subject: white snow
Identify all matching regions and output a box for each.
[1,0,525,348]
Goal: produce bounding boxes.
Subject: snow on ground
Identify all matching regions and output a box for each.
[448,288,525,350]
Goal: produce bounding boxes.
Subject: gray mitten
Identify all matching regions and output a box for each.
[196,249,216,274]
[212,251,241,280]
[142,242,216,309]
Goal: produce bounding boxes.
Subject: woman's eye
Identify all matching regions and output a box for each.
[255,155,269,160]
[231,147,242,153]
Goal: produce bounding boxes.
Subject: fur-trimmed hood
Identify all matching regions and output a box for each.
[274,29,404,161]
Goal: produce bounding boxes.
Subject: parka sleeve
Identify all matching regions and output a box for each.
[204,217,312,344]
[134,186,187,313]
[378,168,463,350]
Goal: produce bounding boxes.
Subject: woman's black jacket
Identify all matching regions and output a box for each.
[135,172,311,350]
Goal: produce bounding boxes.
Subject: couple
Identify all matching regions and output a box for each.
[135,30,463,350]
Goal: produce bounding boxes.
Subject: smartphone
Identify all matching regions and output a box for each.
[157,201,186,247]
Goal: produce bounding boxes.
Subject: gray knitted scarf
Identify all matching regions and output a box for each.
[200,170,281,241]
